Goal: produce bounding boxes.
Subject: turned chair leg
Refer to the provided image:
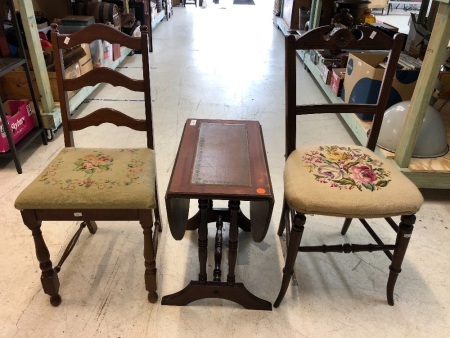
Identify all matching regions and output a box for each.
[154,182,163,233]
[22,211,61,306]
[274,211,306,308]
[341,218,353,235]
[387,214,415,305]
[141,212,158,303]
[86,221,98,234]
[277,198,289,236]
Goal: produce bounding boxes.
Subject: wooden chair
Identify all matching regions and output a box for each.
[14,23,161,306]
[274,25,424,307]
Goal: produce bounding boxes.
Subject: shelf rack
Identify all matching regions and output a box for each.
[0,0,47,174]
[14,0,166,136]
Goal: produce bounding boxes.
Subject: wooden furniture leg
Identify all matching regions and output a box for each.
[387,214,415,305]
[22,210,61,306]
[341,218,353,235]
[277,198,289,236]
[274,212,306,308]
[213,215,223,282]
[140,211,158,303]
[161,199,272,310]
[226,200,240,285]
[198,199,209,283]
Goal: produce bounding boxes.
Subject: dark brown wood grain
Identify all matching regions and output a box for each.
[163,119,274,310]
[17,22,161,306]
[274,25,417,308]
[167,119,273,200]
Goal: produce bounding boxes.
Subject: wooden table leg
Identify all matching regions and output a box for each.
[198,199,209,283]
[187,200,250,233]
[213,215,223,282]
[161,199,272,310]
[227,200,239,285]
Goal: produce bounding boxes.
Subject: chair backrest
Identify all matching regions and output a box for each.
[50,23,154,149]
[285,25,404,158]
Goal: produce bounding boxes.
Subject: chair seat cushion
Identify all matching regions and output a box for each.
[15,148,156,210]
[284,145,423,218]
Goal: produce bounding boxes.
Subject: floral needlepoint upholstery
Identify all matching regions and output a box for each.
[284,145,423,218]
[15,148,156,210]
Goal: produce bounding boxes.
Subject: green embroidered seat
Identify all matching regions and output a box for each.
[15,148,156,210]
[14,23,161,306]
[274,26,424,308]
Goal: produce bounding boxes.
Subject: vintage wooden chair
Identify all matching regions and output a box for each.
[274,25,424,307]
[14,23,161,306]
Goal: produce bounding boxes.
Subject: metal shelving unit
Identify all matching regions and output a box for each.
[0,0,47,173]
[15,0,167,136]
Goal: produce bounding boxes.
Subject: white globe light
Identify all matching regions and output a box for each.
[377,101,449,158]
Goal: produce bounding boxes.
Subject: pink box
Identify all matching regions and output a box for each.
[330,68,346,97]
[0,100,35,152]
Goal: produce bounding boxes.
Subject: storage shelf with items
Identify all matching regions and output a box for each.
[9,0,168,138]
[0,0,47,174]
[274,0,450,188]
[295,47,450,188]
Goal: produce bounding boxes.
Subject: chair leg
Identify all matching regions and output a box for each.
[21,210,61,306]
[86,220,98,234]
[140,211,158,303]
[277,198,289,236]
[387,214,415,305]
[274,211,306,308]
[341,218,353,235]
[155,182,163,232]
[155,208,162,233]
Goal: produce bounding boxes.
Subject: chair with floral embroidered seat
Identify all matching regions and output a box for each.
[274,25,424,307]
[14,23,161,306]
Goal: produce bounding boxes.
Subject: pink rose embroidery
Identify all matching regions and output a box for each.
[350,165,377,184]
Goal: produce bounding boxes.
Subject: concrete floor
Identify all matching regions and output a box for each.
[1,2,449,337]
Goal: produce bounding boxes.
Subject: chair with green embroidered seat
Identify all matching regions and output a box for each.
[14,23,161,306]
[273,25,424,307]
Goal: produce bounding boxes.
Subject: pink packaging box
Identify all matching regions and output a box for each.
[0,100,35,152]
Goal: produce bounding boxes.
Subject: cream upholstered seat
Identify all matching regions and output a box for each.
[15,148,156,210]
[274,26,424,308]
[14,23,161,306]
[284,144,423,218]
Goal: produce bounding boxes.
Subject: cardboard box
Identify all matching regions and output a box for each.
[282,0,306,30]
[405,14,430,59]
[341,52,419,120]
[318,61,331,84]
[0,62,82,102]
[282,0,333,30]
[102,40,113,67]
[79,43,93,75]
[330,68,345,97]
[61,15,95,26]
[112,44,121,61]
[0,100,35,152]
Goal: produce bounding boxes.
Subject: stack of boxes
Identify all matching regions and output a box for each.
[341,52,420,120]
[312,36,422,121]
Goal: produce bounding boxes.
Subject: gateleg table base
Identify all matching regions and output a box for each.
[161,281,272,310]
[164,119,274,311]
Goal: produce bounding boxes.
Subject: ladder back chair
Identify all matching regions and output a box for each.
[14,23,162,306]
[274,25,424,307]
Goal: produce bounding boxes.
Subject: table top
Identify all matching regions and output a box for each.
[166,119,273,201]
